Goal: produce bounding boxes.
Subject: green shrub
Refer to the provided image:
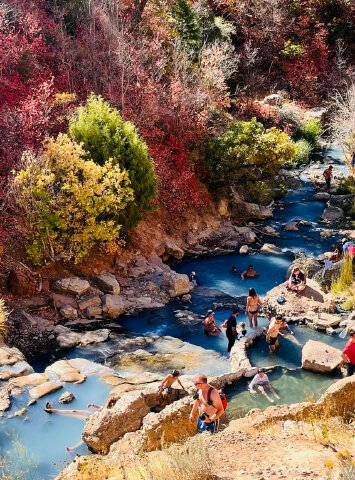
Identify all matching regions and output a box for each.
[173,0,202,57]
[204,118,296,194]
[336,175,355,195]
[69,94,157,232]
[295,118,323,147]
[342,298,354,311]
[245,180,287,205]
[290,139,312,166]
[13,135,134,265]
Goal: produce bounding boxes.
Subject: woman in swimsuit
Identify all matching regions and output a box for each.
[245,288,263,328]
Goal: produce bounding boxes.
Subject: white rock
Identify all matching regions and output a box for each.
[102,295,125,318]
[95,272,120,295]
[260,243,283,255]
[239,245,249,255]
[60,305,78,319]
[55,277,90,297]
[302,340,342,373]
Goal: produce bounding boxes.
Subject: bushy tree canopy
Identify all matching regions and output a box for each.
[69,94,157,231]
[13,134,133,264]
[205,118,296,191]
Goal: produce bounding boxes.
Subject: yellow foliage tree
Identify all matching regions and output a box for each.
[13,134,134,264]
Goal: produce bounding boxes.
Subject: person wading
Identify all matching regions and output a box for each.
[223,308,240,353]
[246,288,263,328]
[342,329,355,376]
[322,164,333,192]
[189,373,224,434]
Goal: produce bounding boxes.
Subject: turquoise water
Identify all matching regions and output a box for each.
[0,146,349,479]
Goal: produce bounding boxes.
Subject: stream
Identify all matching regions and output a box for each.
[0,145,350,479]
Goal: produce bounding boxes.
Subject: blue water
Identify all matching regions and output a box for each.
[0,145,349,479]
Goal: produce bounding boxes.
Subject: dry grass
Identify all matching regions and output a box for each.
[0,298,9,339]
[331,256,354,296]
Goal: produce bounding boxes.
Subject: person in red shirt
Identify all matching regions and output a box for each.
[341,329,355,376]
[322,165,333,191]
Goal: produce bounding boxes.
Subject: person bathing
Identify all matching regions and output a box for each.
[249,368,280,403]
[241,265,259,280]
[204,310,221,336]
[245,288,263,328]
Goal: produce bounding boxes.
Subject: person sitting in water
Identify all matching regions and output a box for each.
[189,271,200,286]
[249,368,280,403]
[241,265,259,281]
[286,266,306,292]
[204,310,221,336]
[232,266,238,275]
[158,370,186,398]
[245,288,263,328]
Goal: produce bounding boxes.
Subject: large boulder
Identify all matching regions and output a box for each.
[302,340,342,373]
[55,277,90,297]
[313,192,330,201]
[162,272,191,298]
[45,360,86,384]
[10,373,48,387]
[0,346,25,366]
[283,221,299,231]
[327,194,354,211]
[321,206,344,222]
[56,328,109,348]
[102,295,125,318]
[82,391,152,453]
[239,245,249,255]
[0,361,33,381]
[313,313,341,330]
[0,387,10,411]
[164,239,185,260]
[29,381,62,399]
[287,257,323,279]
[260,243,283,255]
[95,272,120,295]
[60,305,78,320]
[79,295,102,311]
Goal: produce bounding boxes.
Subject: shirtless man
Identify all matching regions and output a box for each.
[158,370,186,398]
[241,265,259,281]
[266,314,285,352]
[189,373,225,434]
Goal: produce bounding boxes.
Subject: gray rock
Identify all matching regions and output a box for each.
[58,391,75,404]
[321,206,344,222]
[313,192,330,201]
[302,340,342,373]
[239,245,249,255]
[0,346,25,367]
[79,295,102,311]
[263,226,279,236]
[299,220,312,227]
[260,243,282,255]
[55,277,90,297]
[60,305,78,320]
[57,329,110,348]
[283,221,299,231]
[162,272,191,298]
[95,272,120,295]
[320,230,331,238]
[0,387,10,411]
[102,295,125,318]
[327,194,354,211]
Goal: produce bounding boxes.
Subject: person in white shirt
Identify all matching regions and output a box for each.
[249,368,280,403]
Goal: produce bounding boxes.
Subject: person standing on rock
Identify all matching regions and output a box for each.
[222,308,240,353]
[249,368,280,403]
[158,370,186,398]
[189,373,224,434]
[341,329,355,376]
[322,164,333,192]
[246,288,263,328]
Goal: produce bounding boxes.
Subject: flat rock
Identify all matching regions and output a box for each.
[68,358,113,376]
[260,243,283,255]
[302,340,342,373]
[60,305,78,319]
[313,313,341,330]
[86,306,103,317]
[321,206,344,222]
[55,277,90,297]
[80,329,110,346]
[0,361,33,381]
[45,360,86,384]
[0,387,10,411]
[29,381,62,399]
[57,329,110,348]
[58,391,75,403]
[14,408,27,417]
[102,295,125,318]
[79,294,102,311]
[313,192,330,201]
[10,373,48,387]
[95,272,120,295]
[0,346,25,366]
